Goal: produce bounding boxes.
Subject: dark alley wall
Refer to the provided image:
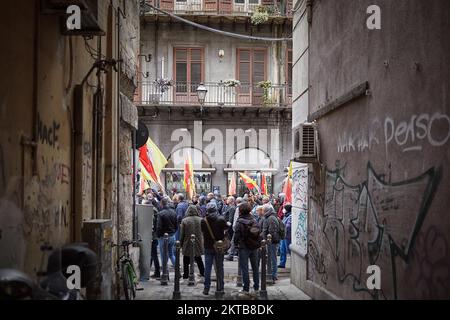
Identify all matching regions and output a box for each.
[291,0,450,300]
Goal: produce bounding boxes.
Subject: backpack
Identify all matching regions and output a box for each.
[268,215,285,243]
[278,217,286,240]
[238,218,262,250]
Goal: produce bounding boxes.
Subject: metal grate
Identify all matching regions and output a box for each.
[302,125,316,157]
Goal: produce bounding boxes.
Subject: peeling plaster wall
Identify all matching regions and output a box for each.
[0,1,141,292]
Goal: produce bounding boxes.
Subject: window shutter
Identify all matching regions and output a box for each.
[160,0,174,11]
[218,0,232,13]
[204,0,218,11]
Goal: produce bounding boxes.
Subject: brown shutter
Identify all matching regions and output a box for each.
[204,0,218,12]
[218,0,232,14]
[160,0,174,11]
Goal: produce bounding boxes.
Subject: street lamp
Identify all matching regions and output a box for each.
[196,83,208,113]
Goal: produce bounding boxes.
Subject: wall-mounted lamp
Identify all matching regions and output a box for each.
[218,50,225,62]
[138,54,152,63]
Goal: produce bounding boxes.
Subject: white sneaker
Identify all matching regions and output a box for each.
[238,289,251,296]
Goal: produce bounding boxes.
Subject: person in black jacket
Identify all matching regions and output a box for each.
[200,202,229,296]
[234,202,260,296]
[156,197,178,269]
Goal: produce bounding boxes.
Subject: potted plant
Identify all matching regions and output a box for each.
[223,79,241,87]
[251,6,269,25]
[155,78,173,93]
[257,80,273,106]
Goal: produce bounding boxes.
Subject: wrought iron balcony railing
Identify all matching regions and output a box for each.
[141,0,293,18]
[137,81,292,107]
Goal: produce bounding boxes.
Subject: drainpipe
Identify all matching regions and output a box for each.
[306,0,313,24]
[31,0,41,177]
[115,7,120,298]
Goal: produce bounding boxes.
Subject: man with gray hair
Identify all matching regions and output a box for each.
[175,193,189,241]
[261,204,281,282]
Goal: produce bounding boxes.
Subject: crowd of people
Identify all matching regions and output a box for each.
[139,189,292,297]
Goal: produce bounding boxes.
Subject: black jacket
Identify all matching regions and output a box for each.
[201,212,228,250]
[156,206,178,238]
[234,213,257,249]
[224,205,236,223]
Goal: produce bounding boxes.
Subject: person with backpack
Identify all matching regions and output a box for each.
[200,202,229,296]
[262,204,285,282]
[234,202,262,296]
[278,204,292,269]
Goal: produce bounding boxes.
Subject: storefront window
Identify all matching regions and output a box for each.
[166,171,212,197]
[228,171,273,197]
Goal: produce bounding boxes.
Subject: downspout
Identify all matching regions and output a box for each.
[306,0,313,24]
[32,0,40,177]
[115,6,123,298]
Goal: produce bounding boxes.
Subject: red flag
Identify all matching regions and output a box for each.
[261,174,268,196]
[228,173,237,196]
[183,154,195,199]
[139,144,159,183]
[239,172,259,191]
[283,177,292,204]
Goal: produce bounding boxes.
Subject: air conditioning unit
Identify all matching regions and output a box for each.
[293,123,319,163]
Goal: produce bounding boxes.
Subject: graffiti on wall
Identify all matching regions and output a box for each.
[37,113,61,149]
[292,164,308,256]
[307,162,444,299]
[338,113,450,154]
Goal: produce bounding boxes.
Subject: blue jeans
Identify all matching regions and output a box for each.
[158,236,176,272]
[268,243,278,279]
[279,240,291,267]
[204,249,224,291]
[239,248,259,292]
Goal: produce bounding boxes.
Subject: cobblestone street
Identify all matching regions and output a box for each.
[137,257,311,300]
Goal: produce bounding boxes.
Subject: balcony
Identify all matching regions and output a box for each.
[141,0,293,18]
[137,81,292,108]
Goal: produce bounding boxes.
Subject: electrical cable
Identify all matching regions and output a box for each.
[145,4,292,42]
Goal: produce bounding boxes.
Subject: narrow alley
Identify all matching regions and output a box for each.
[0,0,449,307]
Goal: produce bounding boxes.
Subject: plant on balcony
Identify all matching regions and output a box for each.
[155,78,173,93]
[251,6,269,25]
[223,79,241,87]
[257,80,273,106]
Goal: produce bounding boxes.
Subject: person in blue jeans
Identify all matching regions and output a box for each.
[234,202,261,295]
[156,197,178,272]
[200,202,229,295]
[279,204,292,268]
[262,204,281,282]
